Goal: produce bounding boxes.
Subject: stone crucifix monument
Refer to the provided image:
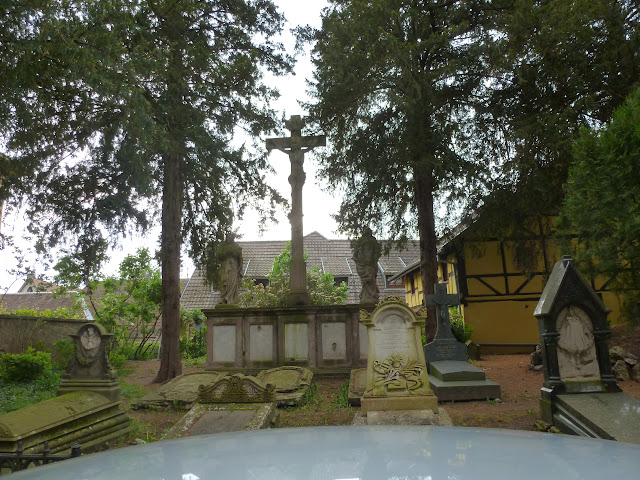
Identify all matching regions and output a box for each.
[266,115,325,305]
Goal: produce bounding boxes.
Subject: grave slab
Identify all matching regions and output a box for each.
[428,360,501,401]
[0,392,130,454]
[553,393,640,444]
[352,408,452,426]
[132,371,228,410]
[255,366,313,407]
[162,403,276,439]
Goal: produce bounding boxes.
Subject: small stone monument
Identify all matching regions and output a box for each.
[266,115,326,305]
[216,232,243,306]
[535,256,640,444]
[352,227,382,304]
[423,284,467,363]
[359,297,438,413]
[57,323,121,402]
[423,284,500,401]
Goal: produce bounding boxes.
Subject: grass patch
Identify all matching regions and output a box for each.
[302,383,321,406]
[117,379,149,401]
[0,372,61,414]
[331,380,351,409]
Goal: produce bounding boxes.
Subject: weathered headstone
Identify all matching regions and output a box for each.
[359,297,438,413]
[423,284,467,363]
[266,115,326,305]
[57,323,121,402]
[423,284,500,401]
[163,374,277,439]
[534,256,640,444]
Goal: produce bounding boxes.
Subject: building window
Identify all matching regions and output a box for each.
[254,278,269,288]
[334,276,348,287]
[440,263,449,282]
[410,276,416,294]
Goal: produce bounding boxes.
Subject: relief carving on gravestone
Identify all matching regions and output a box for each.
[373,353,423,392]
[556,305,600,380]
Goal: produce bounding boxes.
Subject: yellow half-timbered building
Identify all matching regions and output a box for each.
[390,217,624,352]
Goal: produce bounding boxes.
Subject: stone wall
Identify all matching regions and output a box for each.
[0,315,87,354]
[204,304,372,373]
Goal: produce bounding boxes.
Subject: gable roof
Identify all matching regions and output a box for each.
[0,291,89,318]
[181,232,420,309]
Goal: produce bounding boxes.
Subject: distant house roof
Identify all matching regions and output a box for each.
[17,275,58,293]
[0,291,90,319]
[181,231,420,309]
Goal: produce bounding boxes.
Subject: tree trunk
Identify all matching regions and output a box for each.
[414,166,438,343]
[154,23,186,383]
[154,148,184,383]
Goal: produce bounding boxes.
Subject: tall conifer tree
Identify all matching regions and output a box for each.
[0,0,291,381]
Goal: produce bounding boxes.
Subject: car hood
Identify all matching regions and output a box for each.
[9,426,640,479]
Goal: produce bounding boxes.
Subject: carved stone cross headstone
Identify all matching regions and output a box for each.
[423,283,467,363]
[266,115,326,305]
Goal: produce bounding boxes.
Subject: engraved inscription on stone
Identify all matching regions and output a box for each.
[374,313,415,360]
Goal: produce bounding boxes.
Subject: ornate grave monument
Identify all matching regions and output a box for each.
[535,256,640,443]
[352,228,382,304]
[266,115,326,305]
[57,323,121,402]
[359,297,438,413]
[423,284,500,401]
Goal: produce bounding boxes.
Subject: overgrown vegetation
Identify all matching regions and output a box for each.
[0,348,61,414]
[240,242,349,307]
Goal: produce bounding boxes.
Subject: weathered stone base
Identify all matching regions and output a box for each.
[348,368,366,406]
[163,402,277,440]
[57,378,122,403]
[549,392,640,444]
[361,394,438,413]
[0,392,130,454]
[428,360,501,402]
[352,408,452,426]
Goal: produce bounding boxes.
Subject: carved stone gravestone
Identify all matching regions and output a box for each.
[534,256,640,443]
[423,284,467,363]
[360,297,438,413]
[57,323,121,402]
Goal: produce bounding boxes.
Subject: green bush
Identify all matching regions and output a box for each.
[0,348,54,382]
[53,338,75,370]
[450,309,474,343]
[180,327,207,359]
[109,351,128,368]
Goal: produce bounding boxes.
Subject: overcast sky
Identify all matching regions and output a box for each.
[0,0,339,292]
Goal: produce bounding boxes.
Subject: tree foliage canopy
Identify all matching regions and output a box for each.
[0,0,292,381]
[477,0,640,228]
[239,242,349,307]
[559,86,640,321]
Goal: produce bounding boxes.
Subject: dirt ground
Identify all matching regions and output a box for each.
[121,326,640,441]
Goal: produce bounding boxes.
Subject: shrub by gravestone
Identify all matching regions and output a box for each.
[0,348,53,382]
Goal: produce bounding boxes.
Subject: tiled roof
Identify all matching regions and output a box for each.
[181,231,419,309]
[0,292,85,316]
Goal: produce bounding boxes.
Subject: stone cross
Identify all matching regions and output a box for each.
[424,283,460,340]
[266,115,326,305]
